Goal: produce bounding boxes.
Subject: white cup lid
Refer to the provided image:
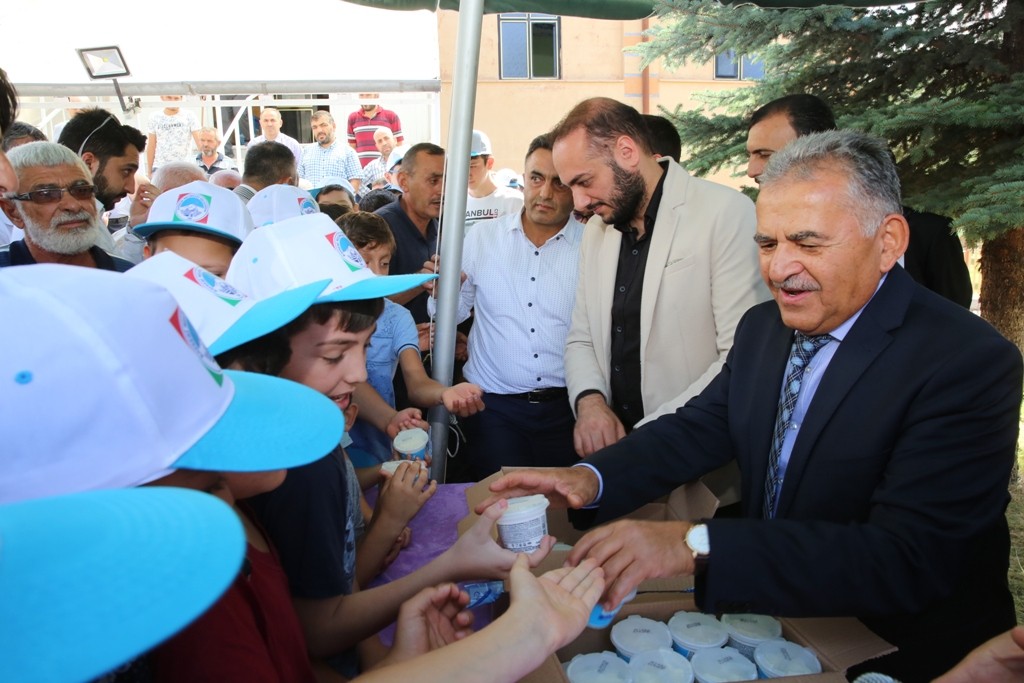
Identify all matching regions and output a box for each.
[610,615,673,657]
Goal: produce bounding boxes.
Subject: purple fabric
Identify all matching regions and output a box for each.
[365,483,495,645]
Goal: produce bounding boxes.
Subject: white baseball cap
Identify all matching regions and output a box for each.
[387,145,410,173]
[127,251,330,356]
[134,180,255,245]
[247,184,320,228]
[0,264,346,504]
[0,487,244,682]
[471,130,492,157]
[227,212,436,303]
[310,177,357,202]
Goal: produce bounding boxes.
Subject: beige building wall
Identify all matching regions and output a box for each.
[436,11,756,191]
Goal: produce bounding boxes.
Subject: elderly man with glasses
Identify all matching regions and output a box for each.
[0,141,132,270]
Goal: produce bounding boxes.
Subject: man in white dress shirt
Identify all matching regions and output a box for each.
[437,133,583,478]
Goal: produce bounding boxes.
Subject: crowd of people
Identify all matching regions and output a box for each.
[1,64,1020,683]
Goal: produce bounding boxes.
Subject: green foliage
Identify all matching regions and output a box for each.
[639,0,1024,242]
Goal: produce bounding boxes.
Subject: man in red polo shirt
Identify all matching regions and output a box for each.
[347,93,403,168]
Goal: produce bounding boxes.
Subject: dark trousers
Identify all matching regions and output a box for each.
[461,392,578,481]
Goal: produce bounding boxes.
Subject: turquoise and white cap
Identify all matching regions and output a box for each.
[246,184,320,228]
[0,487,244,682]
[226,212,435,303]
[0,264,345,503]
[128,251,329,355]
[134,180,254,245]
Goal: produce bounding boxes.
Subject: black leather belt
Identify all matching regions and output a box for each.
[502,387,569,404]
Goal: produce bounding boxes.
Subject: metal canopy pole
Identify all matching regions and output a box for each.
[428,0,484,482]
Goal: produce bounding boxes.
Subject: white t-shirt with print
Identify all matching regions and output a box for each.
[148,110,199,167]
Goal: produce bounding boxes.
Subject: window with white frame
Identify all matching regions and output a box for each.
[498,13,560,79]
[715,50,765,80]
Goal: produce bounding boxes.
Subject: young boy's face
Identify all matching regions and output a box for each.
[144,232,237,278]
[357,243,392,276]
[280,311,373,413]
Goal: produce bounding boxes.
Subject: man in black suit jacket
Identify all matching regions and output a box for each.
[482,130,1021,681]
[746,94,973,309]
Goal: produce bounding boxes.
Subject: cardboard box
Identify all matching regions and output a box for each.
[460,470,894,682]
[460,469,721,592]
[522,593,895,682]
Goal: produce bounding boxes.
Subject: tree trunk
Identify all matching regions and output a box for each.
[980,227,1024,353]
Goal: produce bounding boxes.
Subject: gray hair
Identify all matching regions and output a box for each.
[759,129,902,236]
[8,141,92,178]
[198,126,221,141]
[153,162,206,191]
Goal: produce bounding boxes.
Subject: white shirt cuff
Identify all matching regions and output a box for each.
[572,462,603,508]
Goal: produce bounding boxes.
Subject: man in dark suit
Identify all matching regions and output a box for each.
[482,129,1021,682]
[746,94,973,308]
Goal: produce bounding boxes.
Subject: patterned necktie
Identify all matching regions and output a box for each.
[763,331,834,519]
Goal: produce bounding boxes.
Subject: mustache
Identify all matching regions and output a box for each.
[771,275,820,292]
[52,210,96,230]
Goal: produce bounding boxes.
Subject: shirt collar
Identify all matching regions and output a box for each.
[510,211,578,244]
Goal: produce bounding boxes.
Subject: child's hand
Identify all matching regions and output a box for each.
[378,461,436,529]
[441,382,485,417]
[441,499,554,580]
[454,331,469,362]
[506,554,604,651]
[386,408,427,439]
[416,322,433,353]
[386,583,473,665]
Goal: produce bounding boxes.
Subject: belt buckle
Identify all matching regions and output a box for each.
[527,391,542,404]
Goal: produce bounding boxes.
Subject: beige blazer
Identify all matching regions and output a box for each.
[565,159,769,430]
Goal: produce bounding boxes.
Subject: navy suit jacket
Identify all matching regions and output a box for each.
[583,266,1020,681]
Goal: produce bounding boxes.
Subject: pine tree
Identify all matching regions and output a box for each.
[636,0,1024,348]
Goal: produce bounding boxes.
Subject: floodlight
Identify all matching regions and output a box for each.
[77,47,130,79]
[75,46,139,115]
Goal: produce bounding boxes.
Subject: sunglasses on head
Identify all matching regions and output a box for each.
[5,185,96,204]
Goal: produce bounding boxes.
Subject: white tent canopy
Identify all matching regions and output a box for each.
[1,0,440,96]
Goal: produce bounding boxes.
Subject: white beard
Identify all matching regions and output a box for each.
[20,207,102,255]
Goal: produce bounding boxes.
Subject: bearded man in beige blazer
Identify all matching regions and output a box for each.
[551,98,769,502]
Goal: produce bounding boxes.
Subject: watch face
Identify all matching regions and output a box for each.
[687,525,710,556]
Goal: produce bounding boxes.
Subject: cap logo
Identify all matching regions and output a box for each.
[174,193,212,224]
[298,198,318,215]
[168,307,225,386]
[184,266,246,307]
[325,231,367,273]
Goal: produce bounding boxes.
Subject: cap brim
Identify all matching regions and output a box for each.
[209,279,331,356]
[0,488,244,682]
[318,273,436,303]
[174,369,344,472]
[133,222,244,245]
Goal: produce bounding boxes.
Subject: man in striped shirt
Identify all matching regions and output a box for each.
[347,93,403,168]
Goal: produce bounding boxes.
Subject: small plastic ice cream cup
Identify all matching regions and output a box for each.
[379,459,427,475]
[609,614,673,662]
[690,646,757,683]
[393,427,430,460]
[753,640,821,678]
[720,614,782,661]
[495,494,550,553]
[566,651,633,683]
[629,647,695,683]
[667,611,729,658]
[587,587,638,630]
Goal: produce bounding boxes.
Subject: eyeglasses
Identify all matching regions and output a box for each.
[6,185,96,204]
[77,115,116,156]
